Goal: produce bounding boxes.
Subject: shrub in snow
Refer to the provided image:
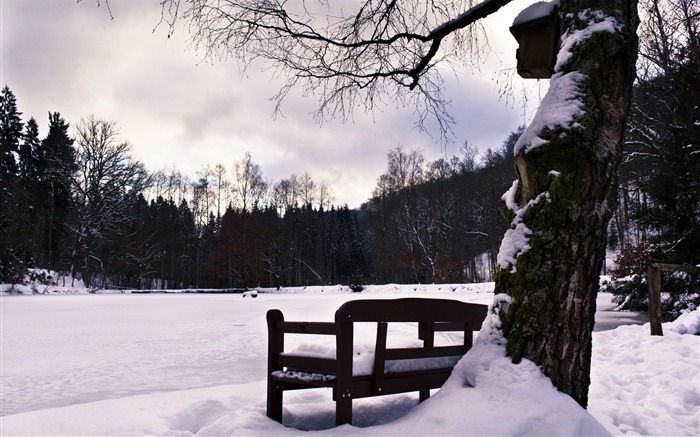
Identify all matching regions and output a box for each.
[604,242,700,320]
[3,264,26,293]
[350,284,364,292]
[602,274,648,311]
[603,244,652,310]
[609,242,653,278]
[349,272,365,292]
[603,271,700,321]
[26,269,56,294]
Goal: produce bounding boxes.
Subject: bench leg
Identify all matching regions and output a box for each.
[419,389,430,402]
[267,382,283,423]
[336,395,352,426]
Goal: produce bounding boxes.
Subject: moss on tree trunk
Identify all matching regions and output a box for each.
[494,0,638,408]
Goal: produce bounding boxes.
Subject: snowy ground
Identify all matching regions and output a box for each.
[1,284,698,436]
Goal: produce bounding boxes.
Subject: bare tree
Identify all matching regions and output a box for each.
[317,180,335,211]
[192,165,215,228]
[299,172,317,207]
[460,140,480,173]
[425,157,458,181]
[272,175,300,215]
[212,163,230,218]
[68,115,151,286]
[636,0,698,79]
[147,169,168,201]
[163,166,190,205]
[232,152,269,213]
[372,146,425,197]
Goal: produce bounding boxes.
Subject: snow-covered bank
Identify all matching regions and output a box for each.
[1,289,698,436]
[1,281,495,295]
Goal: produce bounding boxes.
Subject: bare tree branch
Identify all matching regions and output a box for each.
[78,0,114,20]
[156,0,514,141]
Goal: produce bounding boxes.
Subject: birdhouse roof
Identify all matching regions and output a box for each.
[512,0,559,28]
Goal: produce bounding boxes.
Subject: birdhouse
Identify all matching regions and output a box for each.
[509,3,560,79]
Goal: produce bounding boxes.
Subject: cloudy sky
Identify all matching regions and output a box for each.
[1,0,541,208]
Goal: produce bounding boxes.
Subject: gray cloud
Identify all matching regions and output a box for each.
[2,0,539,208]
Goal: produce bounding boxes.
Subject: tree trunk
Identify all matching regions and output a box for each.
[494,0,638,407]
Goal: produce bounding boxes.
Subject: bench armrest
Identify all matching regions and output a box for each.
[267,309,340,375]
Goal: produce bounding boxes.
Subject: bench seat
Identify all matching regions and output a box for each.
[277,351,464,377]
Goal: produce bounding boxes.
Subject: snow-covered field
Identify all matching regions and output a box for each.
[1,284,698,436]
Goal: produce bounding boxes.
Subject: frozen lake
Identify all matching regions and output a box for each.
[2,291,496,416]
[0,289,641,417]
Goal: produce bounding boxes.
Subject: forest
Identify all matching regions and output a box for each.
[0,1,697,299]
[0,91,518,290]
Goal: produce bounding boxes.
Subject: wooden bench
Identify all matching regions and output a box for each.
[266,298,487,426]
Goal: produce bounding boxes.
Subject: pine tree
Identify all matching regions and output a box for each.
[0,86,23,182]
[0,86,25,281]
[19,118,42,183]
[15,118,44,264]
[40,112,76,270]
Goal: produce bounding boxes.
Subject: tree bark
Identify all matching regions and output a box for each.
[494,0,639,407]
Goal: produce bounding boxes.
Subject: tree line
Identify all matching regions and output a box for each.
[0,88,516,289]
[362,136,519,284]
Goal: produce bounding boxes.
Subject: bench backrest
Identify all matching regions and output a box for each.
[332,298,487,390]
[335,297,486,326]
[268,298,488,378]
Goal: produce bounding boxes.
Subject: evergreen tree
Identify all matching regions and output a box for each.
[634,63,700,264]
[0,86,25,281]
[19,118,42,183]
[40,112,76,270]
[151,196,180,288]
[0,86,23,181]
[113,194,160,288]
[176,200,197,288]
[15,118,44,264]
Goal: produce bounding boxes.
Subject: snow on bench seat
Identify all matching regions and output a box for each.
[278,341,464,377]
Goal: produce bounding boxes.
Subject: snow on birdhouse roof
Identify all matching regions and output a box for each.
[513,0,560,27]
